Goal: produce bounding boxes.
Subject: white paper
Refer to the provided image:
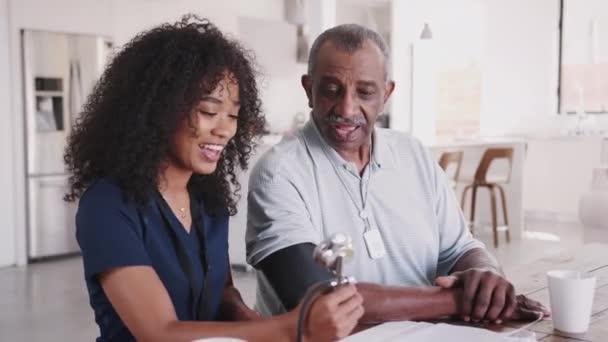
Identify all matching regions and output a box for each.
[340,322,537,342]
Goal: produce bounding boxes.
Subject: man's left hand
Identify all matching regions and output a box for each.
[511,294,551,321]
[436,268,517,323]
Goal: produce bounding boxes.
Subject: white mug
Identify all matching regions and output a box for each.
[547,270,596,333]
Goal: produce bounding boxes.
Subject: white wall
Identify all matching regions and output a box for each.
[390,0,486,135]
[524,137,604,220]
[111,0,284,46]
[336,2,366,25]
[0,0,16,267]
[111,0,308,133]
[237,17,309,133]
[480,0,608,137]
[480,0,559,137]
[390,0,418,132]
[389,0,608,138]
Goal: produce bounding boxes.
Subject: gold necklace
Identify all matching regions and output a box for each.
[160,192,189,219]
[177,206,188,219]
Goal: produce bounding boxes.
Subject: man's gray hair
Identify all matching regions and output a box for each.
[307,23,390,79]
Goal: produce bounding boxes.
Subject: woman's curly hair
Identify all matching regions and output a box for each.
[64,15,265,215]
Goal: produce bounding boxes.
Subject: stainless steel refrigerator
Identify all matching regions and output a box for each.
[22,30,112,260]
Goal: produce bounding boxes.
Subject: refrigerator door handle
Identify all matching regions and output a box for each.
[38,179,67,188]
[68,59,83,126]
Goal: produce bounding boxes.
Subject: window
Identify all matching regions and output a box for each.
[559,0,608,114]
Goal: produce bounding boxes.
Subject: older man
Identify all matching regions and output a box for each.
[246,24,549,325]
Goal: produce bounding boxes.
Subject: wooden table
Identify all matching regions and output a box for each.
[501,243,608,341]
[446,243,608,341]
[347,243,608,341]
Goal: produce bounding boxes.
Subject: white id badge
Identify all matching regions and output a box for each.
[363,229,386,259]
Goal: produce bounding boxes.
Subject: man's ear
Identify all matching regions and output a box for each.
[383,80,395,104]
[301,74,313,108]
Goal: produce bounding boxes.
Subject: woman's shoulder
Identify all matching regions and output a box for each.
[76,178,143,238]
[79,178,139,215]
[81,178,124,203]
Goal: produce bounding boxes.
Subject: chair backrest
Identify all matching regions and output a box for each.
[438,151,464,184]
[474,147,513,184]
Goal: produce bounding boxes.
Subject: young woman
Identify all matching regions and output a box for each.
[64,15,363,342]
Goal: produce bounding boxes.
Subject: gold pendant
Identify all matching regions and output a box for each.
[178,207,187,219]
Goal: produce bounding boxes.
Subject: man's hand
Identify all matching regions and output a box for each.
[435,268,516,324]
[510,294,551,321]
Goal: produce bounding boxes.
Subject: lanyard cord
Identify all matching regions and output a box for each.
[318,141,374,231]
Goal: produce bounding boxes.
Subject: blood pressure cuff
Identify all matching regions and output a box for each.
[257,243,334,310]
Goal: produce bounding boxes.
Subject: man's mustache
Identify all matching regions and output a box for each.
[325,113,367,126]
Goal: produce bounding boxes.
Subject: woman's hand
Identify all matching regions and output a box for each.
[303,284,364,342]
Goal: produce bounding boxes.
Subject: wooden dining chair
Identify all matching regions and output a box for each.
[460,148,513,248]
[438,151,464,190]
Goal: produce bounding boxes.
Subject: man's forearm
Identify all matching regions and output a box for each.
[450,248,502,275]
[355,248,502,325]
[259,243,464,324]
[356,283,462,324]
